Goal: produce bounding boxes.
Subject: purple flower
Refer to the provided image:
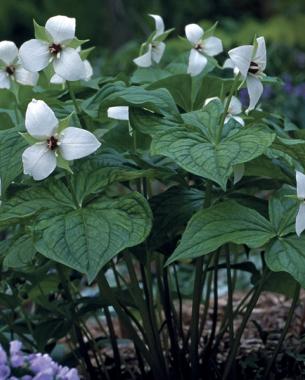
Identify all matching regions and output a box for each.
[0,365,10,379]
[21,376,33,380]
[57,367,80,380]
[9,341,22,356]
[29,354,57,375]
[0,347,7,365]
[10,353,25,368]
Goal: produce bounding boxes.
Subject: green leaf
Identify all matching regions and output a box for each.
[167,201,275,265]
[268,186,297,236]
[0,128,27,193]
[33,192,152,282]
[0,180,74,227]
[265,236,305,288]
[142,101,275,190]
[147,74,193,112]
[3,235,36,269]
[97,82,181,120]
[149,186,204,249]
[270,137,305,169]
[68,38,90,49]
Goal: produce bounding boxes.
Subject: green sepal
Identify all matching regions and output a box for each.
[33,20,52,42]
[68,38,90,49]
[56,154,73,174]
[79,47,95,60]
[153,28,175,43]
[57,113,74,133]
[19,132,40,145]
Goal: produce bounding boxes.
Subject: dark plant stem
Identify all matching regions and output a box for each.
[56,265,96,378]
[190,180,213,380]
[67,81,87,129]
[263,283,300,379]
[223,271,270,380]
[104,306,122,378]
[225,247,234,345]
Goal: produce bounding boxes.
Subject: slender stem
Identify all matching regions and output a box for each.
[190,181,213,379]
[223,271,270,380]
[67,81,86,129]
[216,75,240,143]
[104,306,122,378]
[56,265,96,377]
[263,283,300,379]
[225,246,234,345]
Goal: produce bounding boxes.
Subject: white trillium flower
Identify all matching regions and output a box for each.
[0,41,38,89]
[295,170,305,236]
[107,106,129,121]
[19,15,86,81]
[204,96,244,126]
[185,23,223,76]
[22,99,101,181]
[133,14,166,67]
[228,37,267,112]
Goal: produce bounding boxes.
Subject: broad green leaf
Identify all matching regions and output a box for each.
[269,137,305,169]
[100,83,180,120]
[167,201,275,265]
[33,192,152,282]
[131,67,169,84]
[262,272,298,298]
[0,180,74,227]
[3,235,36,269]
[265,236,305,288]
[71,159,156,206]
[193,76,234,109]
[0,128,27,193]
[268,186,297,236]
[244,155,291,182]
[147,74,193,112]
[149,186,204,249]
[143,101,275,190]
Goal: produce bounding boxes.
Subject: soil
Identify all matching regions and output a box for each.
[82,291,305,379]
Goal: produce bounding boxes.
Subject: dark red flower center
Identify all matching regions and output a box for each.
[49,43,62,55]
[47,136,58,150]
[195,42,203,51]
[5,65,15,76]
[248,61,259,74]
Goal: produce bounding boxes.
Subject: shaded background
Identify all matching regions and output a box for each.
[1,0,305,125]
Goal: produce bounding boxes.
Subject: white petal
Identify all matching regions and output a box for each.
[296,203,305,236]
[45,15,76,43]
[0,71,10,89]
[53,48,86,81]
[59,127,101,160]
[19,39,50,72]
[187,48,207,77]
[0,41,18,65]
[231,115,245,126]
[246,75,263,111]
[185,24,204,45]
[83,60,93,80]
[254,36,266,72]
[133,45,152,67]
[296,171,305,199]
[107,106,129,120]
[149,14,164,37]
[228,95,242,115]
[22,143,57,181]
[152,42,165,63]
[203,36,223,56]
[15,66,39,86]
[204,97,220,106]
[25,99,58,139]
[50,73,65,84]
[228,45,253,78]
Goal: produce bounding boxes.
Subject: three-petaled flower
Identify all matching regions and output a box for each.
[0,41,38,89]
[133,15,167,68]
[185,23,223,76]
[228,37,267,112]
[295,170,305,236]
[19,15,87,81]
[22,99,101,181]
